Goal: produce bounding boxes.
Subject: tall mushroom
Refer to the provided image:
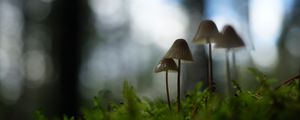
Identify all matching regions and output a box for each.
[154,58,178,110]
[164,39,194,112]
[192,20,220,91]
[215,25,245,95]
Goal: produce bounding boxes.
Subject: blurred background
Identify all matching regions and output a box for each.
[0,0,299,119]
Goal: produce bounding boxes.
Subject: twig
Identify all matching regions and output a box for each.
[275,74,300,89]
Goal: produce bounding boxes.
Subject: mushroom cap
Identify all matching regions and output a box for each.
[164,39,194,61]
[215,25,245,48]
[154,58,178,73]
[192,20,220,44]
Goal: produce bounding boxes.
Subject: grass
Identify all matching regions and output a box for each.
[35,68,300,120]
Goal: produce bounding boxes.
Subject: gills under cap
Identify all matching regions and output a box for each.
[215,25,245,48]
[192,20,220,44]
[154,58,178,73]
[164,39,194,61]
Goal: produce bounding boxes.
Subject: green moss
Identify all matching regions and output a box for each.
[35,68,300,120]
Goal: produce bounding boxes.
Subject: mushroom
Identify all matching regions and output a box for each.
[154,58,178,110]
[215,25,245,95]
[192,20,220,91]
[164,39,194,112]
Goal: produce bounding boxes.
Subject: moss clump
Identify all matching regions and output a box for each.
[35,68,300,120]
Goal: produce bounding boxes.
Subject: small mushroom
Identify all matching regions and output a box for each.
[164,38,194,112]
[215,25,245,95]
[154,58,178,110]
[192,20,220,91]
[215,25,244,48]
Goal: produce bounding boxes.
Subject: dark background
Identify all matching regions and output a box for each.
[0,0,299,119]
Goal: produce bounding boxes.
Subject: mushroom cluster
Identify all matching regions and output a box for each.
[192,20,220,91]
[154,20,246,112]
[215,25,245,94]
[155,39,193,112]
[154,58,178,110]
[192,20,245,94]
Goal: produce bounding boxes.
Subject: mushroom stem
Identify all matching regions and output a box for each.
[177,59,181,112]
[298,66,300,100]
[226,48,232,95]
[232,50,237,82]
[207,39,214,91]
[165,71,171,110]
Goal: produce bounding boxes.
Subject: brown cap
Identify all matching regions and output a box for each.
[215,25,245,48]
[192,20,220,44]
[154,58,178,73]
[164,39,194,61]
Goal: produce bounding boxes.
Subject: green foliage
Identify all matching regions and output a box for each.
[35,68,300,120]
[63,115,74,120]
[34,110,48,120]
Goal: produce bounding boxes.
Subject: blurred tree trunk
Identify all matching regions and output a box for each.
[48,0,89,117]
[276,1,300,80]
[181,0,208,94]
